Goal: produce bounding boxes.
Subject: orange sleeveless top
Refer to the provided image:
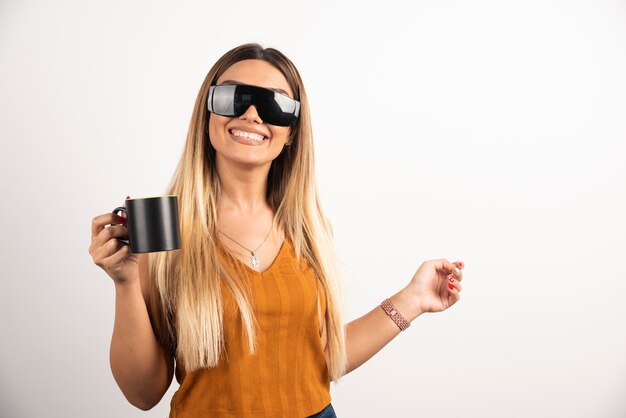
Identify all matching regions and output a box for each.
[168,238,331,418]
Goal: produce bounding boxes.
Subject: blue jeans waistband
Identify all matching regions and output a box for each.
[307,403,336,418]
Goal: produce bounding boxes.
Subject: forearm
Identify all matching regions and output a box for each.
[110,281,172,410]
[343,286,421,375]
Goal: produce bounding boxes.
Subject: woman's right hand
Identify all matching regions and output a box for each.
[89,207,139,286]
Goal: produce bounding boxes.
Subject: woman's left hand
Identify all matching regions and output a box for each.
[406,259,465,315]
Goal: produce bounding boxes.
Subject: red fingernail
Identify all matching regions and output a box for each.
[449,277,454,282]
[448,284,454,290]
[116,215,127,223]
[126,195,131,200]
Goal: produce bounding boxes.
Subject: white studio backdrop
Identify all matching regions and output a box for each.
[1,0,625,417]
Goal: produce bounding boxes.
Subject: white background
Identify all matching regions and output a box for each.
[1,0,625,417]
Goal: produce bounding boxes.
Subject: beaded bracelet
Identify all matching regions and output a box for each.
[380,298,411,331]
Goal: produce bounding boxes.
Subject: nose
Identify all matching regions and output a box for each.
[239,105,263,124]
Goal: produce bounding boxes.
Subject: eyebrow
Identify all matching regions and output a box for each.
[219,80,291,97]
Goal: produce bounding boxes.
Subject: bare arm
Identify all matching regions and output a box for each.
[109,253,174,410]
[324,259,465,379]
[90,213,174,409]
[341,287,420,375]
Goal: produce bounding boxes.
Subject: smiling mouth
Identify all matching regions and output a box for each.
[229,129,267,142]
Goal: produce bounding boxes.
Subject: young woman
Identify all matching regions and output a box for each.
[89,43,465,418]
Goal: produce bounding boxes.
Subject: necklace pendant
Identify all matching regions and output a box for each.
[250,252,260,269]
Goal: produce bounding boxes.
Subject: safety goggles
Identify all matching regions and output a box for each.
[207,84,300,127]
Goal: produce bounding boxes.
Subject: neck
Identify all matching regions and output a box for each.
[215,156,271,215]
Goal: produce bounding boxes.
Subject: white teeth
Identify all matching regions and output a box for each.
[231,129,265,141]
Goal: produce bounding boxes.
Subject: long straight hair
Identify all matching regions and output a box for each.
[147,43,348,382]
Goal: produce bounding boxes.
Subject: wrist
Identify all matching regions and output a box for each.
[114,276,141,294]
[389,286,423,323]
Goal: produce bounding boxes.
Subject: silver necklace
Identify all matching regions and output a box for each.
[218,223,274,269]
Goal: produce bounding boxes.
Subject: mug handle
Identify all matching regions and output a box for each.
[112,206,129,245]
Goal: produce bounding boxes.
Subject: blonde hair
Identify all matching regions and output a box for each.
[147,43,348,382]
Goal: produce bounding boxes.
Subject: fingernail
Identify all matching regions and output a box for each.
[454,267,461,275]
[449,277,455,282]
[126,195,131,200]
[448,284,454,290]
[116,215,127,223]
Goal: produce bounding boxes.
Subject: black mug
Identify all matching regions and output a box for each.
[112,195,181,253]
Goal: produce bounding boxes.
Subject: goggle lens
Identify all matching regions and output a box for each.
[207,84,300,127]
